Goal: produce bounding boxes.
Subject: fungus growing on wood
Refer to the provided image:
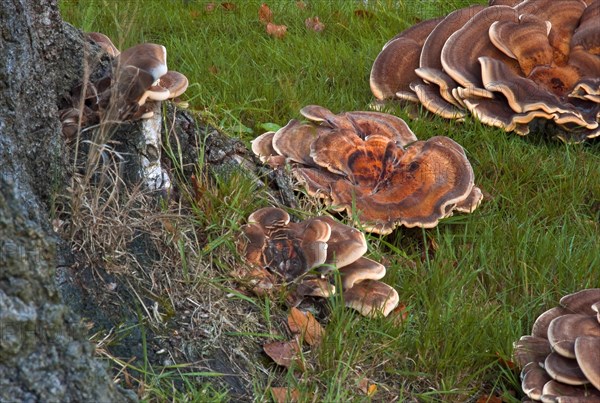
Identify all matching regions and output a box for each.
[252,106,481,235]
[113,43,189,119]
[513,289,600,401]
[86,32,120,56]
[371,1,600,142]
[237,207,400,317]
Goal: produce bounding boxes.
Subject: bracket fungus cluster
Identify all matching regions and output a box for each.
[60,34,189,137]
[60,33,189,191]
[514,289,600,401]
[237,207,400,317]
[252,105,482,235]
[371,0,600,142]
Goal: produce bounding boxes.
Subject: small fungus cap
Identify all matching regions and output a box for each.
[343,279,399,317]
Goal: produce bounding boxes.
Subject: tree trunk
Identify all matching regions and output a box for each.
[0,0,134,401]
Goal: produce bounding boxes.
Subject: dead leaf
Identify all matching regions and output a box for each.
[389,303,409,326]
[305,16,325,32]
[288,307,324,346]
[263,339,302,369]
[266,22,287,39]
[271,387,300,403]
[495,352,516,370]
[476,395,502,403]
[208,64,219,75]
[358,378,377,396]
[258,3,273,25]
[190,10,201,19]
[354,9,374,19]
[221,2,236,11]
[296,1,306,9]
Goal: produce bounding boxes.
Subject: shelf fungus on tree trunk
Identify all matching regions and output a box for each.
[370,0,600,142]
[236,207,400,317]
[513,288,600,401]
[251,105,482,235]
[59,35,189,192]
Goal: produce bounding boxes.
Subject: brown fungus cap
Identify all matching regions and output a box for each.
[370,37,422,101]
[559,288,600,316]
[117,43,168,82]
[544,352,589,386]
[159,70,188,99]
[411,81,467,119]
[419,4,486,71]
[308,216,367,269]
[532,307,571,339]
[338,257,386,290]
[86,32,120,57]
[441,5,520,97]
[514,335,553,368]
[342,111,419,145]
[488,14,553,76]
[574,336,600,390]
[415,67,466,109]
[272,119,321,166]
[479,57,596,130]
[315,134,474,233]
[343,279,399,317]
[137,70,188,106]
[516,0,587,64]
[522,362,553,401]
[461,95,536,135]
[571,0,600,55]
[453,186,484,213]
[243,207,331,281]
[547,314,600,358]
[251,131,278,163]
[541,379,600,401]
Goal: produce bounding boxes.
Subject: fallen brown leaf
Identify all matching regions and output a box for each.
[266,22,287,39]
[495,352,516,370]
[296,1,306,9]
[258,3,273,25]
[358,378,377,396]
[476,394,502,403]
[263,339,302,369]
[389,303,409,326]
[190,10,200,19]
[208,64,219,75]
[221,2,236,11]
[288,307,324,346]
[305,16,325,32]
[354,9,374,19]
[271,387,300,403]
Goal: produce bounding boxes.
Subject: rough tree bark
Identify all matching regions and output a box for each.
[0,0,134,401]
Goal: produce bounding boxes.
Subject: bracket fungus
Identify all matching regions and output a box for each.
[60,36,189,130]
[371,0,600,142]
[251,106,482,235]
[237,207,400,317]
[59,34,189,192]
[513,289,600,401]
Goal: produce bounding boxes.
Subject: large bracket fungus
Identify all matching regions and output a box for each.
[252,106,482,235]
[513,289,600,401]
[371,0,600,142]
[237,207,400,317]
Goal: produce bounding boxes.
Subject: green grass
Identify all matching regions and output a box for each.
[60,0,600,401]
